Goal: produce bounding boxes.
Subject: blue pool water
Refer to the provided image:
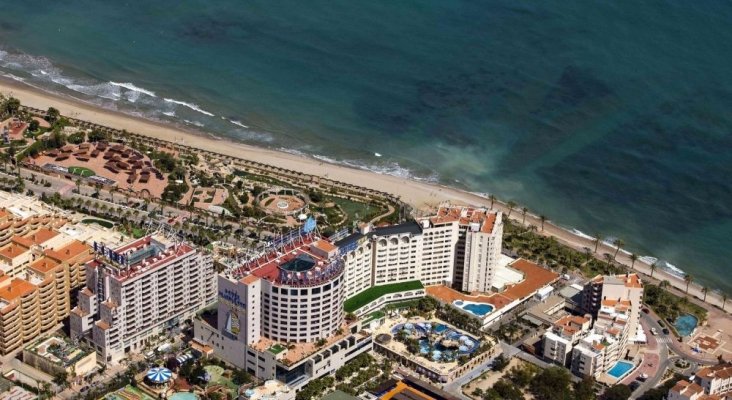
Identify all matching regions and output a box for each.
[607,360,634,379]
[169,393,198,400]
[454,300,494,317]
[674,314,698,337]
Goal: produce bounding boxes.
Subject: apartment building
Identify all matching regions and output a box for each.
[570,298,634,379]
[0,240,93,355]
[582,273,644,339]
[543,315,592,366]
[70,235,216,363]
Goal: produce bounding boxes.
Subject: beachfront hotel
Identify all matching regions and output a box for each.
[194,207,510,388]
[70,234,216,363]
[194,220,373,388]
[543,315,592,366]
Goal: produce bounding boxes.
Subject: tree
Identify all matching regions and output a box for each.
[489,194,496,209]
[600,384,631,400]
[629,253,638,270]
[4,97,20,115]
[507,200,517,217]
[574,378,596,400]
[650,261,658,278]
[520,207,528,224]
[702,286,709,302]
[684,273,693,294]
[539,215,547,231]
[52,370,68,387]
[593,233,602,252]
[46,107,60,124]
[29,119,39,132]
[723,293,728,311]
[612,238,624,260]
[530,366,572,400]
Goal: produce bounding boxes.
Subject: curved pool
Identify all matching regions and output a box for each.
[453,300,494,317]
[674,314,698,337]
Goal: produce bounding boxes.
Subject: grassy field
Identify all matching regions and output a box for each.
[68,166,95,177]
[81,218,114,228]
[344,280,424,313]
[330,197,384,223]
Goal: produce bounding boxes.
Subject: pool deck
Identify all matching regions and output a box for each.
[427,258,559,317]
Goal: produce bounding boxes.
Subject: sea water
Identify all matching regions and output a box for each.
[0,1,731,292]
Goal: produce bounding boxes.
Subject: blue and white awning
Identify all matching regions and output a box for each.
[146,367,172,383]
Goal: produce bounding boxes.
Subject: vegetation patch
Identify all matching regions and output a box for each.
[68,166,95,177]
[80,218,114,228]
[344,280,423,313]
[644,284,707,323]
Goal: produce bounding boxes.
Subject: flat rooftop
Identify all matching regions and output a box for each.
[232,234,342,286]
[90,235,194,282]
[427,206,499,234]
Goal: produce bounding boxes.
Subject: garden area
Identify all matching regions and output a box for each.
[295,353,392,400]
[644,283,707,325]
[343,280,424,313]
[502,219,624,278]
[68,165,95,177]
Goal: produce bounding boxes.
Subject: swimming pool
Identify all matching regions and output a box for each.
[674,314,698,337]
[169,392,198,400]
[607,360,635,379]
[453,300,494,317]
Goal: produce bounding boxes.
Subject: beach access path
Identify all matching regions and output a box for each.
[0,77,728,314]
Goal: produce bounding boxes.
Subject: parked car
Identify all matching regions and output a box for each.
[630,381,641,391]
[663,328,670,335]
[650,327,657,335]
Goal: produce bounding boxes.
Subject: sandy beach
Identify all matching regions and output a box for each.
[0,77,728,311]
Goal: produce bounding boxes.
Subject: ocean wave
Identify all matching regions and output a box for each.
[163,98,215,116]
[109,82,156,97]
[183,119,205,128]
[311,153,432,181]
[571,229,597,241]
[1,72,25,82]
[161,111,176,117]
[229,119,248,128]
[232,128,273,143]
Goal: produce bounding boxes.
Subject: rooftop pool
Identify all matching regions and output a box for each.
[674,314,698,337]
[453,300,494,317]
[607,360,634,380]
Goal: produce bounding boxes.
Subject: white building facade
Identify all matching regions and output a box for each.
[70,235,216,363]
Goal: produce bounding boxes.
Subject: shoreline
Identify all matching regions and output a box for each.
[0,77,728,309]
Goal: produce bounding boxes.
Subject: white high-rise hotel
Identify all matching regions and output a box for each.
[70,235,217,363]
[194,206,503,388]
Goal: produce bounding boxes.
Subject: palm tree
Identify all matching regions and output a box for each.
[684,274,693,294]
[650,261,658,278]
[521,207,528,225]
[702,286,709,302]
[593,234,602,253]
[612,238,624,260]
[506,201,517,218]
[722,293,728,311]
[629,253,638,271]
[539,215,547,231]
[660,280,670,289]
[489,195,496,210]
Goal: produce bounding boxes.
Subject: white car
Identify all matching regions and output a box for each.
[650,328,657,335]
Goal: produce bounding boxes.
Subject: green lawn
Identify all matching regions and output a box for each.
[330,197,384,223]
[68,166,95,177]
[344,280,423,313]
[81,218,114,229]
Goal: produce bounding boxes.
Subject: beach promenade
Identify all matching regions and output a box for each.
[0,78,728,314]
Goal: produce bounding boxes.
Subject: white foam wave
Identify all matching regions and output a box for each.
[571,229,597,241]
[163,98,214,116]
[311,153,429,181]
[183,119,205,128]
[232,129,273,143]
[1,72,25,82]
[229,119,249,129]
[161,111,176,117]
[109,82,156,97]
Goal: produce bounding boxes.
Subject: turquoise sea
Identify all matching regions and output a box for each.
[0,1,730,292]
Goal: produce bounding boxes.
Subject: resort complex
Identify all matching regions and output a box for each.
[0,99,728,400]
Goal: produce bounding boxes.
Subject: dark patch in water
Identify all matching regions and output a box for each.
[539,89,732,234]
[180,16,255,42]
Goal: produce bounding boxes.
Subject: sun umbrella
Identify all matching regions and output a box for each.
[146,367,172,384]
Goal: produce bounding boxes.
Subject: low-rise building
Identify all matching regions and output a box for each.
[22,336,97,377]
